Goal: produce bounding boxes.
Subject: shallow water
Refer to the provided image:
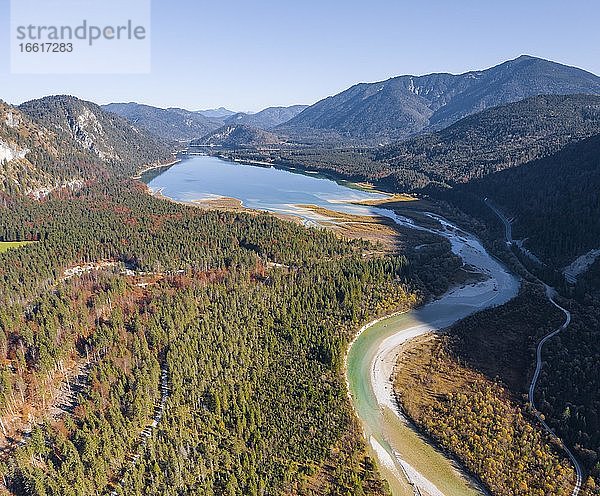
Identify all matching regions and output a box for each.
[347,214,519,495]
[144,154,386,221]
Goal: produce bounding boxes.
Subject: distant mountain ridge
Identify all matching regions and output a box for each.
[196,107,237,119]
[104,103,307,140]
[103,102,221,142]
[282,55,600,141]
[225,105,308,129]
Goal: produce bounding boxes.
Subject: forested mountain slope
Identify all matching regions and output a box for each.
[442,134,600,491]
[282,56,600,140]
[20,96,173,175]
[0,100,105,196]
[375,94,600,188]
[0,97,173,195]
[464,133,600,265]
[103,102,221,141]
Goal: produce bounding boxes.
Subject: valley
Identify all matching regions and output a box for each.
[0,50,600,496]
[141,155,582,495]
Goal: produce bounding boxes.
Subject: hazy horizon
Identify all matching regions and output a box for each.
[3,53,599,114]
[2,0,599,111]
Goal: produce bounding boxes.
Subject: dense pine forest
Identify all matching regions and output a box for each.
[267,94,600,494]
[0,182,465,495]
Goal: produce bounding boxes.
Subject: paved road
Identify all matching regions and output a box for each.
[484,198,512,244]
[485,198,583,496]
[529,286,583,495]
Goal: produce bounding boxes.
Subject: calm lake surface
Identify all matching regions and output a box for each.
[144,155,386,222]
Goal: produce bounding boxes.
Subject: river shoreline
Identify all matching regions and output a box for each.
[345,302,485,496]
[346,208,520,496]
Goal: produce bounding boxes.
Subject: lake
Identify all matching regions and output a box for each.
[144,154,386,222]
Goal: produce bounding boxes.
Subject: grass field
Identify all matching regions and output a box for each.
[0,241,33,254]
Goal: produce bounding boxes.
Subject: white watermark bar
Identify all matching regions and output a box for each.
[10,0,151,74]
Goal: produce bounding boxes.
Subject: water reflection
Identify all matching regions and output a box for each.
[144,155,387,221]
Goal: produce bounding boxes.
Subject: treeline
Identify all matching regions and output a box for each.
[214,148,386,185]
[0,97,173,195]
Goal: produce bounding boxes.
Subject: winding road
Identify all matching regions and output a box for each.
[483,198,513,245]
[485,198,583,496]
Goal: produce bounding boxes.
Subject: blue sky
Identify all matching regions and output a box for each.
[1,0,599,111]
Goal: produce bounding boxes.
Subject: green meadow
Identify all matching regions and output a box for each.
[0,241,33,254]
